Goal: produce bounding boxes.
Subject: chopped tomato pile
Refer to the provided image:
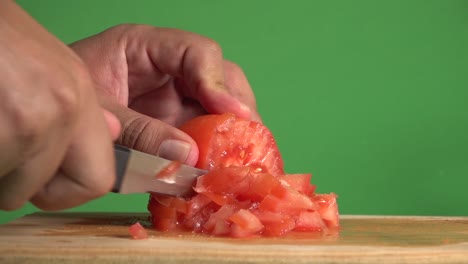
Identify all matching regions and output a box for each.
[148,113,339,238]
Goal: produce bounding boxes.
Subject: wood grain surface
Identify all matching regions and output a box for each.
[0,212,467,264]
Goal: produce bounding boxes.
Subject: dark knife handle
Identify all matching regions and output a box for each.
[112,144,131,193]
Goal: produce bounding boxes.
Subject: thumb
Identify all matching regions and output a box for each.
[106,103,199,166]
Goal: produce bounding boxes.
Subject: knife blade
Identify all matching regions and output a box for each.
[112,144,206,197]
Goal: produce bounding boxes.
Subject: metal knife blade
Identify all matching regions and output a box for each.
[112,144,206,197]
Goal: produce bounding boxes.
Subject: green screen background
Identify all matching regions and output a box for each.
[1,0,468,224]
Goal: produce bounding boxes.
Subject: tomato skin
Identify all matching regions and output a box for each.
[129,222,149,240]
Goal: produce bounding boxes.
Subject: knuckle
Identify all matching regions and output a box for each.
[119,116,161,154]
[12,107,47,150]
[202,38,222,54]
[51,83,81,121]
[55,61,92,121]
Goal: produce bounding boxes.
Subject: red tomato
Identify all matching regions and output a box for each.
[252,210,296,237]
[147,114,340,238]
[180,113,284,176]
[313,193,340,228]
[128,222,149,240]
[278,174,316,196]
[229,209,264,238]
[295,211,326,232]
[203,204,237,233]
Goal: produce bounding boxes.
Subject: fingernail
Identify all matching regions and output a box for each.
[239,102,252,119]
[157,139,192,162]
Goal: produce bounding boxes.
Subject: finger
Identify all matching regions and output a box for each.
[103,98,199,166]
[0,138,69,211]
[0,98,74,211]
[124,26,252,120]
[223,60,263,123]
[31,93,115,211]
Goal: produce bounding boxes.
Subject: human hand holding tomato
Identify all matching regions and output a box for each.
[70,24,261,166]
[0,1,120,211]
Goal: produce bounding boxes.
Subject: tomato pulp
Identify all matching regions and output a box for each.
[148,113,339,238]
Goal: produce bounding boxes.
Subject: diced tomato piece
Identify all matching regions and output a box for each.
[295,211,326,232]
[155,161,182,182]
[240,172,281,202]
[129,222,149,240]
[201,192,235,206]
[229,209,264,237]
[278,174,316,196]
[148,203,177,232]
[204,204,237,232]
[183,202,219,232]
[186,194,212,217]
[212,220,231,236]
[313,193,340,228]
[252,210,296,237]
[258,185,317,217]
[151,195,187,214]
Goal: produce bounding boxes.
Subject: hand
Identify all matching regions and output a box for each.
[71,24,261,166]
[0,1,120,211]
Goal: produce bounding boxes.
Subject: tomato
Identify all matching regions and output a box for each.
[295,211,326,232]
[278,174,316,196]
[229,209,264,238]
[128,222,148,240]
[180,113,284,176]
[148,114,340,238]
[313,193,340,228]
[252,210,296,237]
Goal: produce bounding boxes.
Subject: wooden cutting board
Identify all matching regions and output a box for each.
[0,213,467,264]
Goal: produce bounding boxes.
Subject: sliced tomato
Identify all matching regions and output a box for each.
[194,166,251,196]
[180,113,284,176]
[129,222,149,240]
[147,113,340,238]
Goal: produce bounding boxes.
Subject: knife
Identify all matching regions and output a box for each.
[112,144,206,197]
